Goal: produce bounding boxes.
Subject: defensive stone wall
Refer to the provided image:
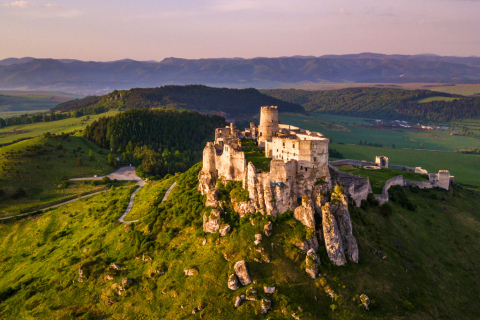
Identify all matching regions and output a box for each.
[374,175,404,204]
[329,159,377,167]
[329,164,371,206]
[389,165,415,172]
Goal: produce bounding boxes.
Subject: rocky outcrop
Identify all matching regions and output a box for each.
[234,294,245,307]
[322,203,347,266]
[294,196,316,230]
[234,260,252,286]
[330,191,359,263]
[203,209,221,233]
[264,221,273,237]
[261,299,272,314]
[245,288,258,301]
[254,234,262,245]
[184,269,198,276]
[220,225,231,236]
[295,233,319,253]
[228,274,239,290]
[264,286,276,294]
[305,249,320,279]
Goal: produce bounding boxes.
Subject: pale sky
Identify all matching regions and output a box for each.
[0,0,479,61]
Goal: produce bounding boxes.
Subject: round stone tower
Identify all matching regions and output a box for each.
[258,106,279,147]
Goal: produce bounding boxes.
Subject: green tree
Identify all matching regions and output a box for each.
[88,149,94,161]
[77,157,82,167]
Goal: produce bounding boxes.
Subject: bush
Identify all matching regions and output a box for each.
[101,176,111,184]
[403,300,414,310]
[11,188,26,199]
[388,186,416,211]
[379,203,392,217]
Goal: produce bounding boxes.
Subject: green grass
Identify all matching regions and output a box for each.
[279,113,480,152]
[424,84,480,96]
[242,139,271,172]
[0,110,48,119]
[0,134,114,217]
[416,96,459,103]
[0,110,119,145]
[123,176,175,221]
[0,91,79,112]
[336,165,428,194]
[0,163,479,319]
[330,143,480,186]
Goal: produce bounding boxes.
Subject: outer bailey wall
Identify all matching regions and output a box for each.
[329,159,377,167]
[374,175,404,204]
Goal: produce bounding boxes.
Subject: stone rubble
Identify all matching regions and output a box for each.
[228,274,239,290]
[254,234,263,245]
[234,294,246,308]
[203,209,221,233]
[234,260,252,285]
[220,224,231,236]
[305,249,320,279]
[264,286,276,294]
[264,221,273,237]
[261,299,272,314]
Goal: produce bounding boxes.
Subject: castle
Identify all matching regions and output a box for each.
[198,106,331,217]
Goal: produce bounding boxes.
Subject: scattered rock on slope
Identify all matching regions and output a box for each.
[203,209,221,233]
[228,274,239,290]
[234,260,252,286]
[305,248,320,279]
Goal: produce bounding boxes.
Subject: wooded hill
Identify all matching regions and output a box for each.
[84,108,226,178]
[53,85,305,118]
[262,87,480,122]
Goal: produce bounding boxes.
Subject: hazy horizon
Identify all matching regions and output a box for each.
[1,0,479,61]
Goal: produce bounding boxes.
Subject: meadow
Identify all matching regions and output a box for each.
[279,113,480,152]
[0,110,119,145]
[0,91,79,113]
[0,134,115,217]
[0,164,478,319]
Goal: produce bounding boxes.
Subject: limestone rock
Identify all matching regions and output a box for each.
[203,209,221,233]
[220,224,231,236]
[234,295,245,308]
[294,196,316,230]
[121,278,133,287]
[142,254,152,262]
[295,231,319,253]
[261,299,272,314]
[360,294,370,310]
[264,286,276,294]
[245,288,258,301]
[105,275,114,281]
[330,191,359,263]
[110,263,121,270]
[202,238,207,246]
[322,203,347,266]
[264,221,273,237]
[305,249,320,279]
[228,274,239,290]
[254,234,263,245]
[192,306,203,314]
[234,260,252,286]
[184,269,198,276]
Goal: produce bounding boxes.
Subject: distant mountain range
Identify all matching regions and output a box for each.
[0,53,479,94]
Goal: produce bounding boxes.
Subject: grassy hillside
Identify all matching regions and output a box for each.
[0,164,479,319]
[0,91,78,113]
[53,85,305,118]
[0,134,114,217]
[263,87,480,122]
[0,110,119,145]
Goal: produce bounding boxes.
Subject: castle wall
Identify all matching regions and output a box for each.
[216,144,246,181]
[374,175,404,204]
[329,159,377,167]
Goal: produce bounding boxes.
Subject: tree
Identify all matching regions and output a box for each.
[89,149,94,161]
[420,143,424,149]
[77,157,83,167]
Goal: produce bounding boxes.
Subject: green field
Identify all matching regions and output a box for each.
[416,96,459,103]
[0,135,115,217]
[336,165,428,193]
[0,110,48,119]
[425,84,480,96]
[0,91,80,112]
[330,143,480,186]
[0,164,479,319]
[0,110,119,145]
[279,113,480,152]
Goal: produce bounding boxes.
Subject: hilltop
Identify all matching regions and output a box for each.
[0,164,479,319]
[53,85,305,119]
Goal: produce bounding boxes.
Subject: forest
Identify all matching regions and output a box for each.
[53,85,305,117]
[84,108,226,178]
[262,87,480,121]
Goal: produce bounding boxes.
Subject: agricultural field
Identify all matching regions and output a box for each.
[0,90,79,113]
[0,164,479,319]
[0,110,119,145]
[0,134,115,217]
[336,165,428,194]
[279,113,480,151]
[0,110,46,119]
[416,96,459,103]
[330,143,480,186]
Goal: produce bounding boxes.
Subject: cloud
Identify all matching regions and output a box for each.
[2,1,34,7]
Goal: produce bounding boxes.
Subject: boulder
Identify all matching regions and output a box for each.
[228,274,239,290]
[202,238,207,246]
[254,234,262,245]
[203,209,221,233]
[110,263,121,270]
[261,299,272,314]
[184,269,198,276]
[220,225,231,236]
[234,260,252,285]
[264,221,273,237]
[295,232,319,253]
[322,203,347,266]
[105,275,114,281]
[234,295,245,308]
[294,196,316,230]
[305,249,320,279]
[360,294,370,310]
[121,278,133,287]
[264,286,276,294]
[330,191,359,263]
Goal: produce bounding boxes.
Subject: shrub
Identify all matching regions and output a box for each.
[403,300,414,310]
[11,188,26,199]
[388,186,416,211]
[379,203,392,217]
[101,176,111,184]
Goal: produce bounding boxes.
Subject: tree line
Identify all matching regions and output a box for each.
[262,87,480,122]
[84,108,226,178]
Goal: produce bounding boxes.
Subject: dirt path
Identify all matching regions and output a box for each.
[70,166,145,186]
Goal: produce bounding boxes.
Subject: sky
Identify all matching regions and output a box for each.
[0,0,479,61]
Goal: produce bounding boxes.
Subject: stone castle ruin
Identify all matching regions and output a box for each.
[198,106,358,267]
